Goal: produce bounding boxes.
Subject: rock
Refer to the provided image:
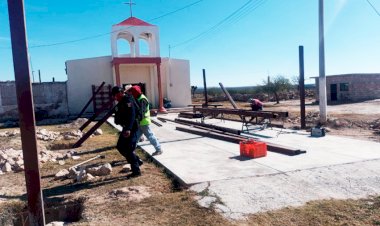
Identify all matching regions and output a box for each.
[58,160,65,165]
[0,153,8,161]
[94,129,103,136]
[46,221,65,226]
[2,162,12,172]
[13,164,24,172]
[87,163,112,176]
[324,127,331,132]
[84,173,95,181]
[67,168,79,179]
[98,163,112,176]
[55,169,69,179]
[121,164,131,173]
[72,156,81,160]
[0,132,7,137]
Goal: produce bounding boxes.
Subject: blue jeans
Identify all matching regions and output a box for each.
[137,124,161,151]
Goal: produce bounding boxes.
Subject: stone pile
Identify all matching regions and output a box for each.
[36,128,61,141]
[370,119,380,130]
[0,128,93,141]
[57,118,88,129]
[0,148,79,174]
[62,130,83,140]
[55,163,113,182]
[0,130,20,137]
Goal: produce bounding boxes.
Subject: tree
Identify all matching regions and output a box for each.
[261,75,292,103]
[191,86,197,98]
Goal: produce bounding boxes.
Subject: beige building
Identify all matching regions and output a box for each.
[66,17,191,115]
[314,73,380,103]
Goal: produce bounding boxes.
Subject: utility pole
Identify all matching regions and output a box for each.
[318,0,327,123]
[299,46,306,129]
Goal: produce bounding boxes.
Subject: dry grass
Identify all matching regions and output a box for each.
[244,197,380,226]
[2,121,380,225]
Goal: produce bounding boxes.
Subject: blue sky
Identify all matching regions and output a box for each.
[1,0,379,87]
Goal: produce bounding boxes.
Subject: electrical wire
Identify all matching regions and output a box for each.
[171,0,268,49]
[1,0,205,49]
[366,0,380,17]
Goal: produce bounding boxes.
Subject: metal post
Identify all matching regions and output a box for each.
[157,62,167,113]
[202,69,208,106]
[319,0,327,123]
[7,0,45,225]
[38,69,41,83]
[299,46,306,129]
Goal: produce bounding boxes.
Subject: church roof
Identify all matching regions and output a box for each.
[115,17,153,26]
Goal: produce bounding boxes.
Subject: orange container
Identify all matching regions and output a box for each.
[239,140,267,158]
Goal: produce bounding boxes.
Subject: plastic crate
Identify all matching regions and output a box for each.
[240,140,267,158]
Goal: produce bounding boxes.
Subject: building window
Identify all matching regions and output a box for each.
[340,83,349,91]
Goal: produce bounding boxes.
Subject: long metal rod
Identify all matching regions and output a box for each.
[175,118,241,135]
[176,126,305,156]
[299,46,306,129]
[219,82,238,109]
[203,69,208,106]
[77,81,106,119]
[7,0,45,225]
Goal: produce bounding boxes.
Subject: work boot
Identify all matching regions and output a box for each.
[152,149,163,156]
[127,171,141,179]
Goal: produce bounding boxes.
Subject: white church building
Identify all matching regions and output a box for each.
[66,16,191,115]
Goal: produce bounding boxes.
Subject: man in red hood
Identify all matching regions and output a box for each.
[250,98,263,111]
[127,85,163,156]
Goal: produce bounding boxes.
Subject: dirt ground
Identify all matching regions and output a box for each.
[1,99,380,225]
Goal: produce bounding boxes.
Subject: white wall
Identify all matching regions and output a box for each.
[118,64,158,107]
[66,56,113,115]
[161,58,191,108]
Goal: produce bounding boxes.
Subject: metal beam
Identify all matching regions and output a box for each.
[7,0,45,224]
[174,118,242,135]
[219,82,238,109]
[193,107,288,118]
[176,126,305,156]
[72,104,117,148]
[77,81,106,119]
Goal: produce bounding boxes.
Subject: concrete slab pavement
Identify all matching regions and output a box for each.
[107,113,380,219]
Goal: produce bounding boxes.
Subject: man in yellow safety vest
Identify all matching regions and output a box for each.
[128,85,163,156]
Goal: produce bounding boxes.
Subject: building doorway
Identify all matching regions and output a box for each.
[330,84,337,101]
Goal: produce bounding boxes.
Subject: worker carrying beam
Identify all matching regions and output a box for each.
[112,85,142,178]
[249,98,263,111]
